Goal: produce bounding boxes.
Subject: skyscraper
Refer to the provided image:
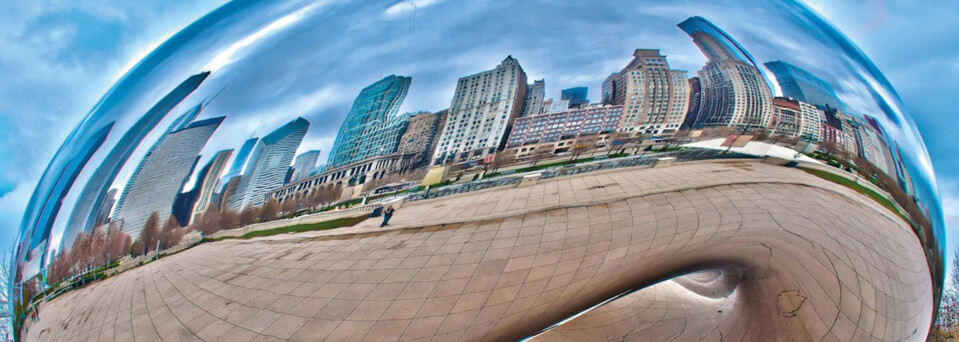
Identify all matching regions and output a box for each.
[521,79,545,117]
[769,97,802,137]
[291,150,320,182]
[112,103,204,219]
[189,149,233,221]
[60,72,209,252]
[602,49,690,135]
[327,75,411,169]
[229,117,309,210]
[433,56,527,164]
[681,77,702,130]
[397,111,448,166]
[113,115,224,238]
[561,86,589,109]
[679,17,773,129]
[94,188,117,227]
[223,137,258,181]
[797,100,823,142]
[764,60,844,111]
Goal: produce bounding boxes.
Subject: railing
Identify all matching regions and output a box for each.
[406,149,757,203]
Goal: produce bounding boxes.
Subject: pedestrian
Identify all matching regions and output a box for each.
[381,205,395,227]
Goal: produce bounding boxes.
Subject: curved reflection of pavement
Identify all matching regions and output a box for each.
[26,160,932,341]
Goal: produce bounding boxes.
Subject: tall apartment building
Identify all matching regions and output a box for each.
[521,80,545,117]
[229,117,309,210]
[327,75,411,169]
[113,116,225,238]
[432,56,527,164]
[681,77,702,130]
[561,86,589,108]
[506,105,623,148]
[172,149,232,226]
[291,150,320,182]
[602,49,690,135]
[769,97,802,137]
[679,17,773,129]
[765,60,844,111]
[397,110,448,166]
[223,137,257,181]
[190,149,233,219]
[797,100,823,142]
[93,189,117,227]
[862,115,897,175]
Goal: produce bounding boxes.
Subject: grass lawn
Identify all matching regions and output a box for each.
[233,214,370,240]
[800,167,903,219]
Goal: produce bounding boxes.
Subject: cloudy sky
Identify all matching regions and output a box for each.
[0,0,955,271]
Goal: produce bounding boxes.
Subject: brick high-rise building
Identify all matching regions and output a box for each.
[432,56,527,164]
[521,79,545,117]
[397,110,448,167]
[602,49,689,135]
[679,16,773,130]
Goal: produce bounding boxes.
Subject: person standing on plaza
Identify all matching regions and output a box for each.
[381,205,395,227]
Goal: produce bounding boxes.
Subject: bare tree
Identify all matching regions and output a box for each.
[194,206,222,236]
[258,199,280,222]
[528,147,553,167]
[488,149,516,173]
[159,215,183,250]
[932,248,959,340]
[89,225,107,266]
[105,222,127,262]
[136,212,161,256]
[280,198,298,217]
[0,249,14,341]
[220,209,240,230]
[570,135,599,161]
[239,206,258,226]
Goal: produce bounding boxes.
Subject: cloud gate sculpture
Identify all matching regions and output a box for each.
[10,1,944,341]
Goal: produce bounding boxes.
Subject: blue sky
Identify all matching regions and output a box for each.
[0,0,955,272]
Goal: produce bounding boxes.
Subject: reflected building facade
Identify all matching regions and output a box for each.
[187,149,233,222]
[433,56,527,164]
[113,115,224,238]
[765,60,844,111]
[679,17,773,129]
[397,111,448,167]
[10,3,949,341]
[290,150,320,182]
[521,79,545,117]
[223,137,257,181]
[603,49,689,135]
[327,75,411,169]
[561,86,588,109]
[229,117,309,210]
[40,123,113,257]
[60,72,210,253]
[506,104,623,148]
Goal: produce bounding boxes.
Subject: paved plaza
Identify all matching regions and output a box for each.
[26,160,933,341]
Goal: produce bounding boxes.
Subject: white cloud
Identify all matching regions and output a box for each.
[110,32,174,83]
[383,0,446,19]
[203,3,319,72]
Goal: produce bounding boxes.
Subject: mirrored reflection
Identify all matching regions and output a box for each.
[11,0,943,340]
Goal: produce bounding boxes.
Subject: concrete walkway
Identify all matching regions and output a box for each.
[25,160,932,341]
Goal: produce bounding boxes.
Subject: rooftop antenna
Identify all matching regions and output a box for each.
[203,86,229,107]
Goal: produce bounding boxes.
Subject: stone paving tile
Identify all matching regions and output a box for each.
[24,161,932,341]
